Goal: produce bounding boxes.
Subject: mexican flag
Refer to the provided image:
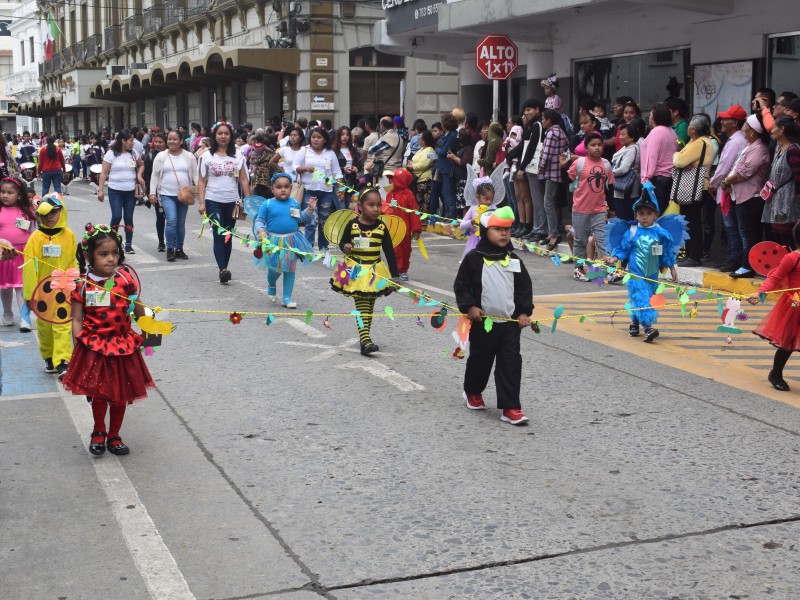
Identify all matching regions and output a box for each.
[41,12,60,61]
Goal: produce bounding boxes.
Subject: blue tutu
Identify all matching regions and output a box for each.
[253,231,315,272]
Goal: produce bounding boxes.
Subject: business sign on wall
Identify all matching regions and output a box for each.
[692,61,753,118]
[384,0,444,35]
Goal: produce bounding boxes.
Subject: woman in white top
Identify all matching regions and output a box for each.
[269,126,304,174]
[197,121,251,283]
[149,129,198,262]
[97,129,145,254]
[610,122,643,220]
[291,127,344,250]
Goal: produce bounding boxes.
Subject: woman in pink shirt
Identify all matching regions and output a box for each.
[722,114,774,278]
[640,104,678,212]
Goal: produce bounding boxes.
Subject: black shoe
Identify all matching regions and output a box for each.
[44,358,56,373]
[125,245,135,255]
[56,360,68,380]
[106,436,130,455]
[715,261,740,273]
[219,269,232,283]
[510,225,523,237]
[157,243,166,252]
[89,431,107,455]
[730,268,756,279]
[546,236,562,251]
[768,370,790,392]
[175,250,189,260]
[521,228,540,241]
[643,327,660,343]
[360,341,379,355]
[629,321,640,337]
[166,248,176,262]
[677,258,700,267]
[702,251,711,261]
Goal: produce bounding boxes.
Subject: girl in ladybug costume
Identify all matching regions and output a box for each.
[61,224,155,456]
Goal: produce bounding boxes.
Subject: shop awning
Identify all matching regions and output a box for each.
[92,46,300,102]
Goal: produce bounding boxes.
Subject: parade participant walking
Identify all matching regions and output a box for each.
[97,129,146,254]
[62,224,155,456]
[330,188,399,356]
[141,133,167,252]
[150,130,198,262]
[383,168,422,280]
[22,194,77,378]
[38,136,66,195]
[198,121,251,284]
[454,206,533,426]
[748,223,800,392]
[0,177,36,331]
[254,173,317,308]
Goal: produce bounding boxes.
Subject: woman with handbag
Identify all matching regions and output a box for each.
[292,127,343,251]
[761,116,800,249]
[198,121,251,283]
[611,123,642,220]
[671,114,717,266]
[410,130,436,211]
[97,129,146,254]
[149,129,198,262]
[141,132,167,252]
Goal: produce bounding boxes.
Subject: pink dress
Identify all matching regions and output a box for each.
[753,251,800,350]
[0,206,36,288]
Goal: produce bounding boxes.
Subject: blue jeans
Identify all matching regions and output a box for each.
[205,200,234,270]
[160,195,188,250]
[41,170,62,195]
[108,187,136,245]
[427,174,457,219]
[725,197,764,269]
[503,173,518,223]
[302,190,339,249]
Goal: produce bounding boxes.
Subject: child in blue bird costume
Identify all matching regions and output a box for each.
[604,182,688,342]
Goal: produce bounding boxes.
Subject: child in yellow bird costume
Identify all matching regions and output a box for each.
[22,194,77,377]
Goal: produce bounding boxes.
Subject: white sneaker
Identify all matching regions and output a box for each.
[572,267,589,282]
[283,300,297,309]
[1,314,13,326]
[267,295,277,303]
[19,318,32,332]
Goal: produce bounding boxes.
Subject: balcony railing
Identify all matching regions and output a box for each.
[125,15,143,42]
[4,71,40,95]
[44,60,52,75]
[63,46,75,67]
[85,33,102,58]
[187,0,206,18]
[165,0,186,27]
[142,5,164,35]
[72,40,84,63]
[53,52,63,72]
[104,24,121,51]
[38,62,44,78]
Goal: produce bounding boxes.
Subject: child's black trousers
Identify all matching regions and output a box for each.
[463,321,522,409]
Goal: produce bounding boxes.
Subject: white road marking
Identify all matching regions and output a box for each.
[281,319,326,338]
[56,384,196,600]
[0,391,60,402]
[171,297,234,304]
[280,338,394,361]
[534,289,624,299]
[136,263,208,273]
[238,278,268,293]
[404,280,456,298]
[0,339,30,349]
[128,245,160,264]
[336,360,425,392]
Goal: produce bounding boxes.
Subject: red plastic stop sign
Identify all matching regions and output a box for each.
[476,35,518,81]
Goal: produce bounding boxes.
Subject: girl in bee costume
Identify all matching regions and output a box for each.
[327,188,404,355]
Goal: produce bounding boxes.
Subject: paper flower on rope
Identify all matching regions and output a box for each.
[229,312,243,325]
[333,261,350,286]
[51,267,80,292]
[253,247,263,259]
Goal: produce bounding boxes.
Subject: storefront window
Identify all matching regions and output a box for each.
[768,33,800,95]
[574,49,690,115]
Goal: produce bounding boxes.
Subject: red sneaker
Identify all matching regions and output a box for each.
[501,408,529,425]
[463,391,486,410]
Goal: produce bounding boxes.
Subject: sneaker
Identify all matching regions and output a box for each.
[677,257,700,267]
[283,300,297,309]
[175,250,189,260]
[399,273,409,281]
[19,318,32,333]
[166,248,176,262]
[715,261,740,273]
[219,269,232,283]
[606,270,624,284]
[1,313,14,326]
[573,267,589,282]
[125,245,136,255]
[56,360,68,380]
[629,321,640,337]
[730,267,755,279]
[702,251,711,261]
[360,341,379,355]
[500,408,529,425]
[463,391,486,410]
[44,358,56,373]
[157,243,166,252]
[643,327,660,343]
[267,295,277,303]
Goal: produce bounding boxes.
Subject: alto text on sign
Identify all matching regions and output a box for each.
[476,35,518,81]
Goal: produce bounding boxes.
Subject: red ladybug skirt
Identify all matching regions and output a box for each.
[61,341,155,405]
[752,293,800,351]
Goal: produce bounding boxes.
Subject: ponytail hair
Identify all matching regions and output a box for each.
[45,136,57,159]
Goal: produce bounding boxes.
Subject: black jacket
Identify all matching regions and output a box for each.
[453,235,534,319]
[506,121,544,171]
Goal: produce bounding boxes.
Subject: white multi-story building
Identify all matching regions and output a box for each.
[4,1,41,134]
[0,1,23,133]
[18,1,459,134]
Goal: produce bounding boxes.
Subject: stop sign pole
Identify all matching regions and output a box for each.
[476,35,518,122]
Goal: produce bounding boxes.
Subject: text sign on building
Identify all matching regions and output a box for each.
[476,35,518,81]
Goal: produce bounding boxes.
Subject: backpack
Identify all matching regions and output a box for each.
[569,157,611,193]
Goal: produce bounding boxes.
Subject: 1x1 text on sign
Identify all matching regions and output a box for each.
[476,35,518,81]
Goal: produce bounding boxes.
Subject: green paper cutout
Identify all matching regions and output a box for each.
[266,314,275,325]
[707,286,714,300]
[553,305,564,319]
[304,310,313,325]
[484,317,494,332]
[622,274,631,284]
[579,315,586,323]
[655,283,665,294]
[679,293,689,304]
[759,292,766,303]
[385,306,395,320]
